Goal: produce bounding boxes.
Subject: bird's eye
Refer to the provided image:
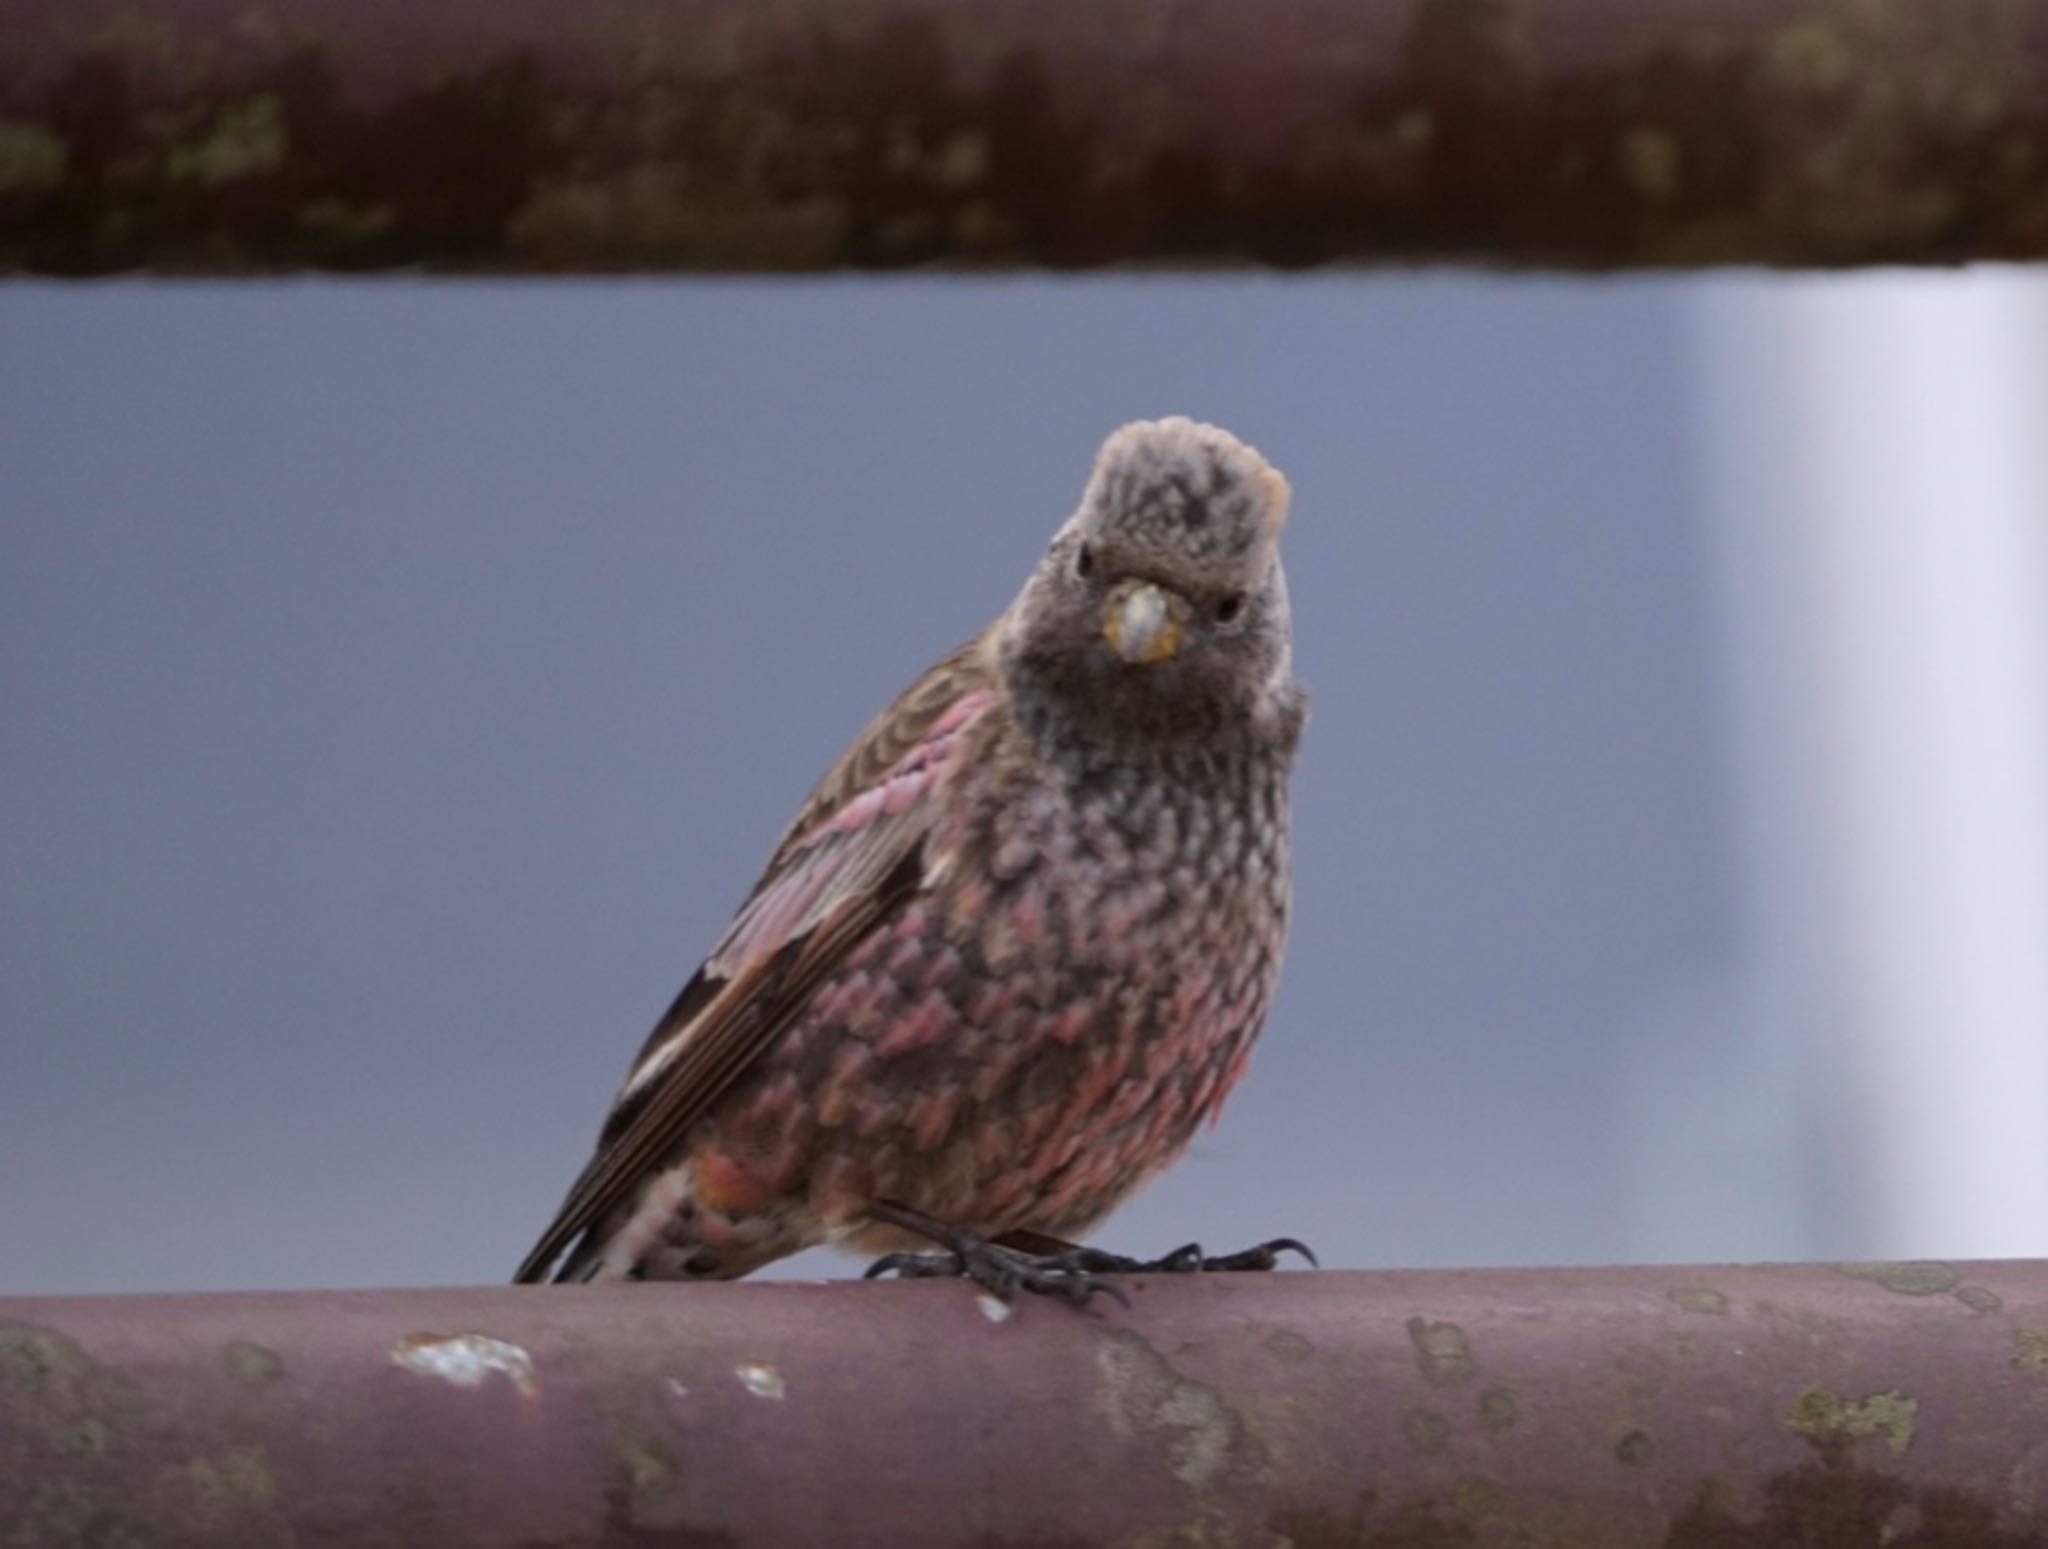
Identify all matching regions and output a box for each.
[1215,592,1246,624]
[1075,543,1095,580]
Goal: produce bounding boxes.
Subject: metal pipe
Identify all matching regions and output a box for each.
[0,0,2045,274]
[4,1261,2047,1546]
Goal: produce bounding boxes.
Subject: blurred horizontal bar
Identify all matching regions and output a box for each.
[1,0,2046,274]
[5,1261,2048,1546]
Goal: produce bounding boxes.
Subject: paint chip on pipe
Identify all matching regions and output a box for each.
[736,1360,786,1399]
[391,1332,538,1396]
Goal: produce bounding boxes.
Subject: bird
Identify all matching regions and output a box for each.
[514,416,1308,1300]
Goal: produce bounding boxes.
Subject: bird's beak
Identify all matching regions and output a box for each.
[1103,580,1184,665]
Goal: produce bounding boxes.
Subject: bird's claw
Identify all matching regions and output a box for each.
[864,1240,1129,1308]
[863,1202,1311,1304]
[1037,1236,1319,1275]
[1181,1236,1320,1273]
[864,1199,1129,1306]
[862,1250,962,1282]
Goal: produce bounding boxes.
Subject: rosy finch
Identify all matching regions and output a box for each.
[516,417,1307,1298]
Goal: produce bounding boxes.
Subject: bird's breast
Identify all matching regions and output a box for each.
[716,743,1295,1234]
[949,747,1291,1018]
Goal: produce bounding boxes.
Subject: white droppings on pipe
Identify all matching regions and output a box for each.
[391,1333,537,1397]
[977,1294,1013,1324]
[735,1360,786,1399]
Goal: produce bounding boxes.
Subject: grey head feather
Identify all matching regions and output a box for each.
[1000,417,1301,752]
[1074,415,1290,593]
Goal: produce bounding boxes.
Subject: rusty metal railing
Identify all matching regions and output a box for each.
[1,0,2046,274]
[4,1260,2046,1545]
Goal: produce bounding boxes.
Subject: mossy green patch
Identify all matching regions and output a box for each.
[0,122,67,192]
[1402,1406,1451,1455]
[2011,1329,2048,1372]
[166,96,287,186]
[1667,1286,1729,1315]
[1406,1317,1475,1387]
[1837,1261,1958,1297]
[1477,1385,1519,1431]
[1784,1388,1918,1455]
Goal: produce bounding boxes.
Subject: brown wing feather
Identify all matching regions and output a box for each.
[771,631,994,865]
[512,630,998,1284]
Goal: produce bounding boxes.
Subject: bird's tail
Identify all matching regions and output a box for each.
[513,1164,805,1284]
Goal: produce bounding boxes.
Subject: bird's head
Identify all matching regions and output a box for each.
[1002,417,1297,746]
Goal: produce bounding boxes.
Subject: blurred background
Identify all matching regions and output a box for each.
[2,271,2045,1294]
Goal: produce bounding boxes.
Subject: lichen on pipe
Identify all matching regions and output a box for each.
[4,1261,2048,1546]
[0,0,2046,274]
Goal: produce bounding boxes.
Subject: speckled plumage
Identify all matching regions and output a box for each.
[515,417,1305,1286]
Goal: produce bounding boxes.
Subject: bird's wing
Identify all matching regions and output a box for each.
[513,631,999,1284]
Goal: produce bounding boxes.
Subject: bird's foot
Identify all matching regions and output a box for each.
[998,1228,1318,1275]
[863,1202,1129,1307]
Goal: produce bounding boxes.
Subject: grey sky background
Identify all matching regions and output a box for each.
[4,277,1745,1293]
